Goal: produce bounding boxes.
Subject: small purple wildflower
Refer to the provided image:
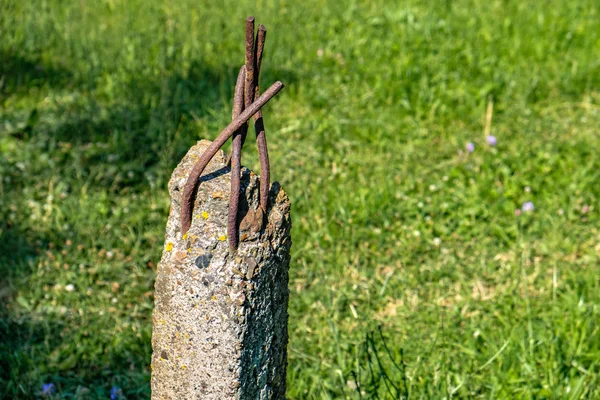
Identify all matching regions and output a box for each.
[466,142,475,153]
[522,201,534,212]
[41,383,55,396]
[110,386,120,400]
[486,135,497,146]
[582,205,589,214]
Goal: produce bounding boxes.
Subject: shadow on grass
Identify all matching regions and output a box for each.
[0,305,152,398]
[0,50,74,97]
[352,326,409,400]
[0,223,47,397]
[0,219,153,398]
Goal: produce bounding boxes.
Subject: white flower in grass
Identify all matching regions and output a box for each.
[65,284,75,292]
[522,201,534,212]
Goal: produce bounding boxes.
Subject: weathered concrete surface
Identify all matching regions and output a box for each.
[151,140,291,400]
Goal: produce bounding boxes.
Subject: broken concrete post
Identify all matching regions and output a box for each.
[151,140,292,399]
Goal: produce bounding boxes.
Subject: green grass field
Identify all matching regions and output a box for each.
[1,0,599,398]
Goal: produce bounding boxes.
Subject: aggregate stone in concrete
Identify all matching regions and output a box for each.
[151,140,292,400]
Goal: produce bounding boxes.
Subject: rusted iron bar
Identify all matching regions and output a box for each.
[226,23,266,166]
[181,80,284,235]
[225,21,271,214]
[254,24,267,98]
[254,115,269,213]
[228,66,247,251]
[254,25,266,100]
[240,16,255,148]
[253,24,270,212]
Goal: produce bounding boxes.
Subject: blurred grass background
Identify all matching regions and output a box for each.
[1,0,599,398]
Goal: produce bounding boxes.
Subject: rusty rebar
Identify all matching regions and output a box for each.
[240,16,255,148]
[225,23,264,163]
[252,24,270,212]
[228,66,246,251]
[254,24,266,101]
[181,80,284,235]
[224,22,271,212]
[254,116,270,212]
[182,18,281,250]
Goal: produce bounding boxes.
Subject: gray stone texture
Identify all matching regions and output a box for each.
[151,140,291,399]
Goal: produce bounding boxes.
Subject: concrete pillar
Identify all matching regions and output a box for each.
[151,140,291,399]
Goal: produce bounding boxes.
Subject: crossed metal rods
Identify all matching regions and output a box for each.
[181,17,284,251]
